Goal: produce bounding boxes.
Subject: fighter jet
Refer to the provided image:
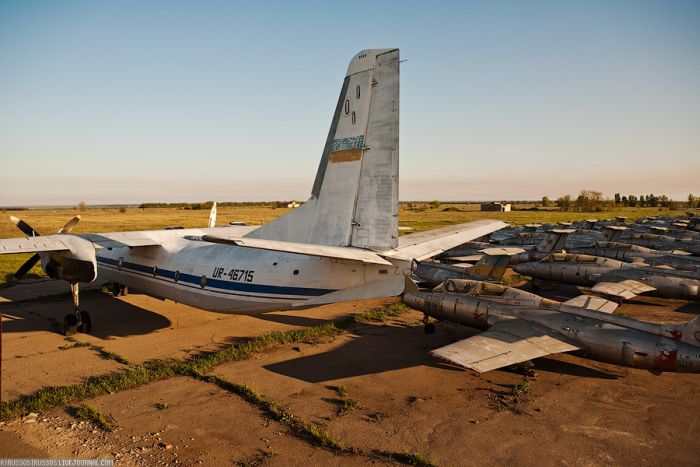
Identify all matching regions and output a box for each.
[403,285,700,374]
[0,49,507,334]
[412,248,523,286]
[514,253,700,300]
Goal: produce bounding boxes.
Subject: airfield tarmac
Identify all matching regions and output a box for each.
[0,278,698,466]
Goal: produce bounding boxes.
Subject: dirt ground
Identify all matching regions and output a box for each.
[0,280,698,466]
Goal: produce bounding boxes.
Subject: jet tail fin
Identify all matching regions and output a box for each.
[469,248,523,280]
[603,226,627,242]
[535,229,573,253]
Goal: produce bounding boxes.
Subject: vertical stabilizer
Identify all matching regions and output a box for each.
[248,49,400,250]
[535,229,573,253]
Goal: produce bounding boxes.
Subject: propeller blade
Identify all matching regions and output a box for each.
[15,253,40,279]
[58,215,81,234]
[9,216,40,237]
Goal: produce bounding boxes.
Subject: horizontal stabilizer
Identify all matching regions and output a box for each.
[202,235,393,265]
[562,295,618,313]
[591,279,656,300]
[385,220,508,262]
[480,247,525,256]
[293,275,406,307]
[431,318,580,373]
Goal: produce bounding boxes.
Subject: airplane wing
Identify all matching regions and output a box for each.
[383,220,508,262]
[0,236,71,254]
[561,295,618,313]
[591,279,656,300]
[201,235,393,266]
[430,318,580,373]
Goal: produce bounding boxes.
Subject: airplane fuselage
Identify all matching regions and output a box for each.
[95,231,397,314]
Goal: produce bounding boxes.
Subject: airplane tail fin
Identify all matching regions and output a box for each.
[535,229,573,253]
[603,226,626,242]
[208,202,217,228]
[469,248,522,281]
[247,49,400,250]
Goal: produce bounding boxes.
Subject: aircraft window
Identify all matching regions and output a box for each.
[293,269,299,275]
[174,271,180,282]
[356,85,360,99]
[351,111,356,125]
[200,275,207,288]
[344,99,350,114]
[118,257,124,270]
[153,266,158,278]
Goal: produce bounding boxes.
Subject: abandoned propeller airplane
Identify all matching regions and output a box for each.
[0,48,506,334]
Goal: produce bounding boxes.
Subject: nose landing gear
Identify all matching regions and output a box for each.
[63,282,92,335]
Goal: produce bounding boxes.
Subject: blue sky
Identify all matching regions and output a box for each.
[1,0,698,204]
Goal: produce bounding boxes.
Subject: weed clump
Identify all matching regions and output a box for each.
[75,404,113,432]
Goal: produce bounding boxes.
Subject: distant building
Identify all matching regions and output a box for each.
[480,202,511,212]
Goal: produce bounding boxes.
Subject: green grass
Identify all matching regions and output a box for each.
[512,381,530,398]
[338,397,359,416]
[0,303,407,422]
[91,346,130,365]
[75,404,114,432]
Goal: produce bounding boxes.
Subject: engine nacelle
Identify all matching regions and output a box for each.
[40,235,97,283]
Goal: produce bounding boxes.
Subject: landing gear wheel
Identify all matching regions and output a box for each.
[424,322,436,334]
[64,314,79,336]
[78,311,92,333]
[121,286,128,296]
[112,283,121,297]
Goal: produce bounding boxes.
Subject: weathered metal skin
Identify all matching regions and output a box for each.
[571,244,700,272]
[40,236,97,283]
[404,292,700,373]
[620,234,700,256]
[514,257,700,300]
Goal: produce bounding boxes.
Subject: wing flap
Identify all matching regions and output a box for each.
[591,279,656,300]
[202,235,393,265]
[430,319,580,372]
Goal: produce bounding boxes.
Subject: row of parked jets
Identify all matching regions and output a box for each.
[2,49,698,376]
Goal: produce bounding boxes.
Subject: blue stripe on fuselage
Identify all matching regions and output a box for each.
[96,256,334,297]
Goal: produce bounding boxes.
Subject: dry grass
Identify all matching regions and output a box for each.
[0,204,687,285]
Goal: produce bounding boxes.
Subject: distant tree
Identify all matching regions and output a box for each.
[621,195,628,207]
[78,201,86,212]
[614,193,621,206]
[556,195,572,211]
[638,195,645,207]
[119,206,127,213]
[689,194,697,208]
[628,195,638,207]
[430,200,441,209]
[541,196,551,207]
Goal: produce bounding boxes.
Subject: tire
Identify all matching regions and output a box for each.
[112,283,122,297]
[64,314,79,336]
[121,286,129,296]
[424,322,436,334]
[78,311,92,333]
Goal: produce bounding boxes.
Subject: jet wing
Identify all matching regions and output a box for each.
[591,279,656,300]
[0,236,71,254]
[430,318,580,373]
[384,220,508,262]
[561,295,618,313]
[201,235,393,266]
